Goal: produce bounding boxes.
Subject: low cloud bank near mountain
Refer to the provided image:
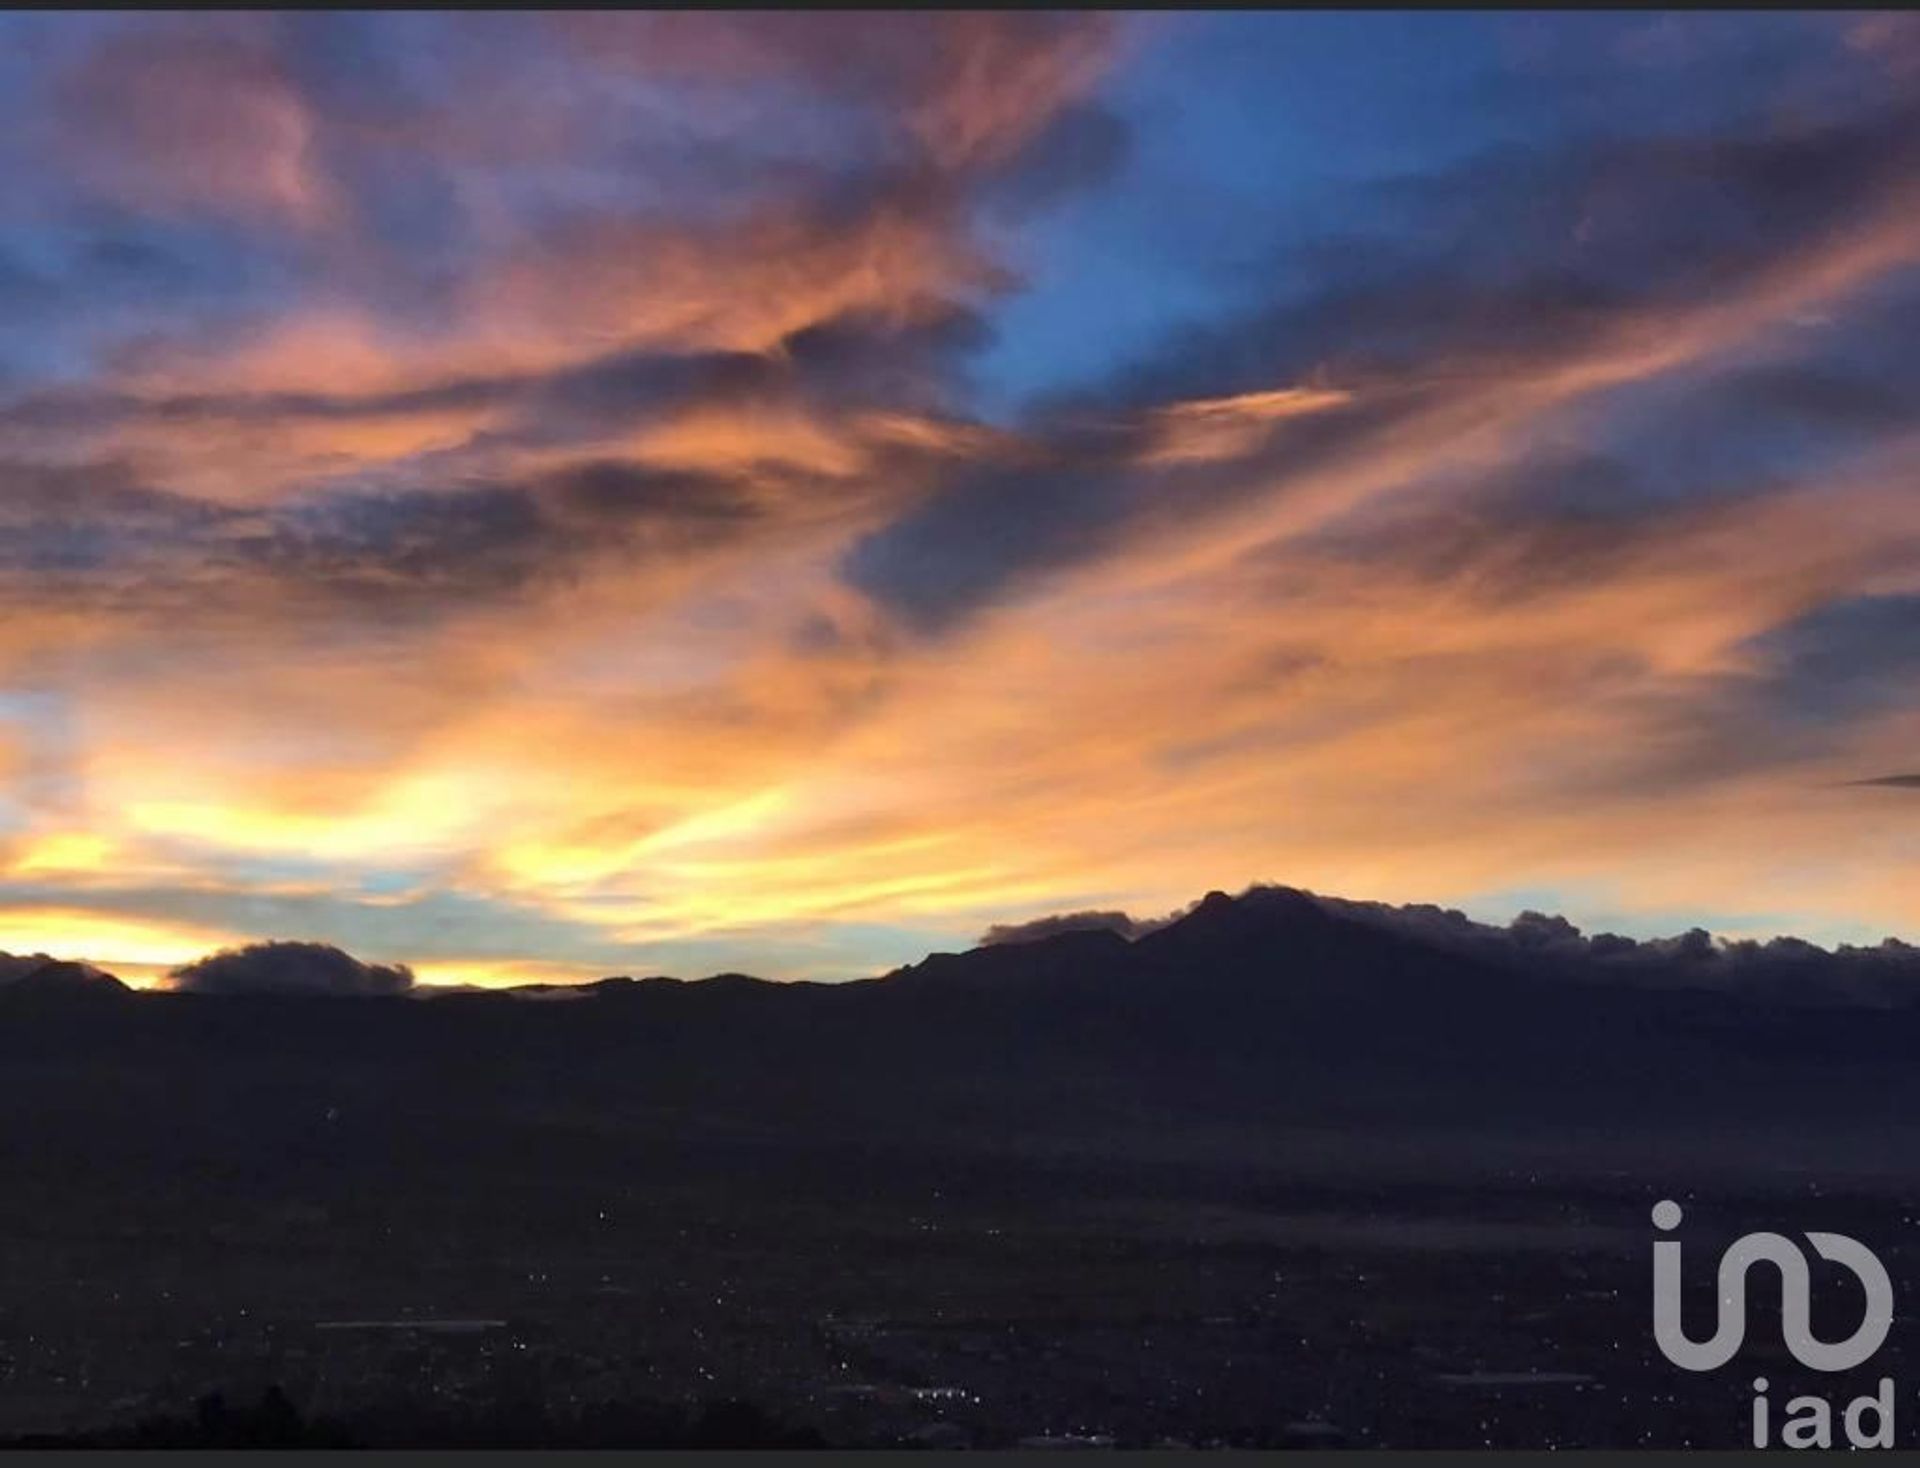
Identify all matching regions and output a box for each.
[0,952,128,995]
[980,899,1209,947]
[985,884,1920,1007]
[981,909,1152,945]
[1316,893,1918,1004]
[168,941,415,997]
[9,879,1920,1008]
[0,952,53,985]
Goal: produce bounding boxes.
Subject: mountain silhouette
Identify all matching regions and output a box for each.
[0,954,130,1004]
[5,884,1918,1179]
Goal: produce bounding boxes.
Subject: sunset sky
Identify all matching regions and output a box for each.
[1,12,1917,987]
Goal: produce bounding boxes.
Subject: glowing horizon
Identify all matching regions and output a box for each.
[2,13,1917,986]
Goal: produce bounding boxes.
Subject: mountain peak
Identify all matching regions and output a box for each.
[1147,883,1330,947]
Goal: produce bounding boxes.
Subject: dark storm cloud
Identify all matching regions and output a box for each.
[1848,774,1920,790]
[170,940,414,996]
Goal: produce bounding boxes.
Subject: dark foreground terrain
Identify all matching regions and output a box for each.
[4,885,1920,1448]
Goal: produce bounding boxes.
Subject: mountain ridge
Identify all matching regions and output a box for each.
[6,880,1920,1180]
[6,881,1917,1010]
